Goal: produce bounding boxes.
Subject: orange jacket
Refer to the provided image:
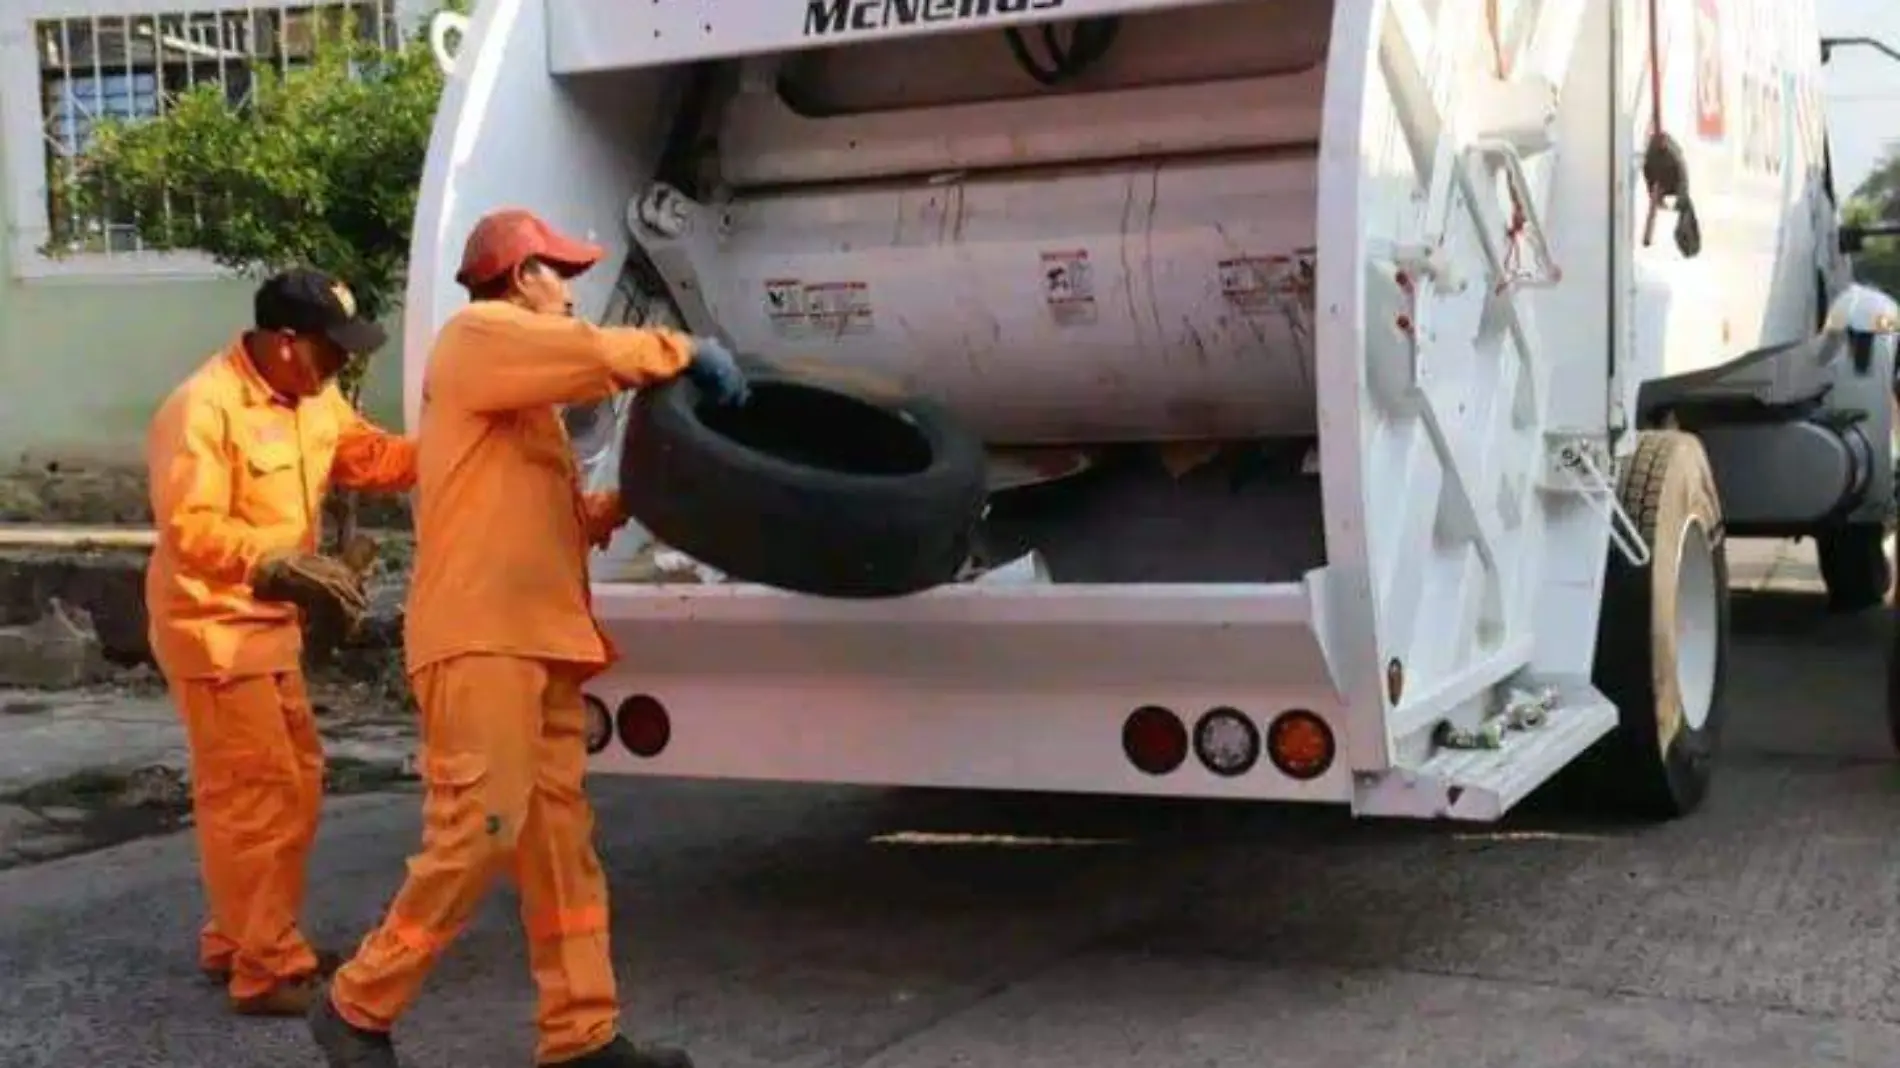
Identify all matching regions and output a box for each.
[145,342,418,679]
[402,302,695,674]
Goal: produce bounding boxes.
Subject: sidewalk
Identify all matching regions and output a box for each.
[0,683,416,870]
[1727,535,1828,594]
[0,689,182,796]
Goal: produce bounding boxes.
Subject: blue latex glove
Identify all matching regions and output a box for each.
[684,337,749,406]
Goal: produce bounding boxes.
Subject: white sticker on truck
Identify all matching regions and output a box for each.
[805,281,875,336]
[1219,254,1313,316]
[764,278,806,335]
[1218,256,1287,314]
[1040,249,1097,326]
[764,279,875,338]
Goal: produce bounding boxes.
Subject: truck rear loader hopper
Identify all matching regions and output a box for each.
[403,0,1897,822]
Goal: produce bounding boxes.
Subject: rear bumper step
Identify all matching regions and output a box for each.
[584,579,1356,799]
[1350,682,1617,821]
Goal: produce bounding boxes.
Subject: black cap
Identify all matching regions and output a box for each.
[254,268,387,356]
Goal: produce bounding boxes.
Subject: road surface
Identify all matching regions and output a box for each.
[1,541,1897,1067]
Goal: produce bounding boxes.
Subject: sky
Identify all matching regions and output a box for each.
[1818,0,1900,196]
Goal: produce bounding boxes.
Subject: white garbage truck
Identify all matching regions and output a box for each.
[403,0,1900,822]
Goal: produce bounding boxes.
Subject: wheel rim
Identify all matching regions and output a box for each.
[1673,518,1719,733]
[1885,530,1897,605]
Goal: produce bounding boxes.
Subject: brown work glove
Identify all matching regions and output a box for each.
[251,549,370,632]
[580,491,630,551]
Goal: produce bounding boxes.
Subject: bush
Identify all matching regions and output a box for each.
[54,3,462,544]
[56,5,456,328]
[1849,147,1900,297]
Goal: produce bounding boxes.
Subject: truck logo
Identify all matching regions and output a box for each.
[804,0,1065,38]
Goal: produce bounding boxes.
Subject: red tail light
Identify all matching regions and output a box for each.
[616,695,673,758]
[1122,706,1188,775]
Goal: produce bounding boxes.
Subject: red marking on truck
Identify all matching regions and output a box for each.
[1694,0,1725,141]
[1219,255,1309,314]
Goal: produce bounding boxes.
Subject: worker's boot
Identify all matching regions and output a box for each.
[309,991,401,1068]
[230,977,320,1017]
[203,948,345,987]
[542,1035,695,1068]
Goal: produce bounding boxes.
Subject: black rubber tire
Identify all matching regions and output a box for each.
[619,365,989,598]
[1815,524,1892,614]
[1582,430,1730,820]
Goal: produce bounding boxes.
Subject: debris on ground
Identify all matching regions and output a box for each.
[0,598,110,688]
[0,719,418,872]
[0,665,419,871]
[0,526,415,681]
[0,766,193,869]
[0,503,429,868]
[0,542,156,665]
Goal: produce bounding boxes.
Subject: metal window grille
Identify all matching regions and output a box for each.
[35,1,399,257]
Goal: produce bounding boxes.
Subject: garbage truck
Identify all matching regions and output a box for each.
[402,0,1900,822]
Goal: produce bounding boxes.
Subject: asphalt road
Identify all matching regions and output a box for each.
[3,544,1899,1068]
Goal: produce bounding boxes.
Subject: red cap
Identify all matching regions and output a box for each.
[455,208,604,288]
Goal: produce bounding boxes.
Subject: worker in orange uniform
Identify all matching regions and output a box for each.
[309,209,747,1068]
[145,268,417,1017]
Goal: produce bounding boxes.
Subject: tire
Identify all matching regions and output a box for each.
[1815,523,1892,613]
[1583,430,1730,820]
[619,364,989,598]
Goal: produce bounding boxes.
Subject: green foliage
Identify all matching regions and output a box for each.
[1853,141,1900,221]
[1849,145,1900,299]
[55,4,461,396]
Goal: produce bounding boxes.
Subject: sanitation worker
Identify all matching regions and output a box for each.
[145,268,417,1016]
[309,208,748,1068]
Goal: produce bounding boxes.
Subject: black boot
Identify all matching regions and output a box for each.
[308,990,400,1068]
[543,1035,695,1068]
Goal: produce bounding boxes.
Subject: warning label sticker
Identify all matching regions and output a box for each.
[805,281,874,335]
[1219,254,1312,315]
[1040,249,1097,326]
[763,278,805,333]
[763,279,875,338]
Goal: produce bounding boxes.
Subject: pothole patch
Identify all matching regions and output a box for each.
[0,755,418,871]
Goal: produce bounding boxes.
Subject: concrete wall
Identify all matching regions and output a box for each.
[0,83,408,478]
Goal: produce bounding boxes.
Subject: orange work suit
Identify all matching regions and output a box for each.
[329,302,694,1063]
[145,341,416,999]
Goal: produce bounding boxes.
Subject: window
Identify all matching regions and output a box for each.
[1,1,408,281]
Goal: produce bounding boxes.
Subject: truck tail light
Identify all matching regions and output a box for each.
[1122,706,1188,775]
[583,695,613,755]
[1267,710,1335,780]
[1192,707,1262,777]
[616,695,672,758]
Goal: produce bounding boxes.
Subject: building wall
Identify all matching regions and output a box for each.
[0,88,409,471]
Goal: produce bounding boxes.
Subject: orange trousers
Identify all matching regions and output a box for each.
[331,654,617,1064]
[171,670,327,999]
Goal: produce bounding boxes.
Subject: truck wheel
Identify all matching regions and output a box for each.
[1584,431,1730,820]
[619,365,989,597]
[1815,524,1892,613]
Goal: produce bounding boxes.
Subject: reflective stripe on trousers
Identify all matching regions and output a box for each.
[331,654,618,1063]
